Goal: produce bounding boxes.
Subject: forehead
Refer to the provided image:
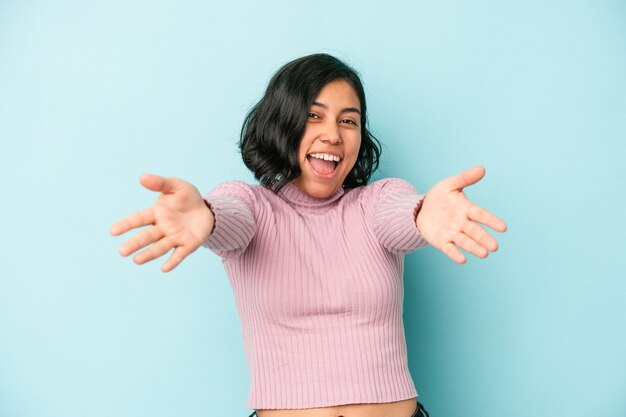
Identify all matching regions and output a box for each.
[314,80,361,109]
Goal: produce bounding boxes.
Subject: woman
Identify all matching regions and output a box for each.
[110,53,507,417]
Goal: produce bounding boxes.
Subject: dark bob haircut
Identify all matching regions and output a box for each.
[238,53,382,193]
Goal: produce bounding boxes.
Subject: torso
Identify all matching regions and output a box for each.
[256,397,417,417]
[212,182,423,414]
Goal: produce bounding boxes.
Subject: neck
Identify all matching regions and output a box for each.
[277,181,346,213]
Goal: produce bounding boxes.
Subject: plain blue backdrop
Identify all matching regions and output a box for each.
[1,1,624,416]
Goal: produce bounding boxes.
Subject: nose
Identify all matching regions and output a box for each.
[319,120,342,144]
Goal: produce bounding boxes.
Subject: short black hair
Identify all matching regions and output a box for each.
[238,53,382,193]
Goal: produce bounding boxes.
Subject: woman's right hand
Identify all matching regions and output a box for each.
[109,174,215,272]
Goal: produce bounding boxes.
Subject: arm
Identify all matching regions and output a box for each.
[201,181,257,259]
[369,178,430,254]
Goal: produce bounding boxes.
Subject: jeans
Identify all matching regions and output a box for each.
[247,401,430,417]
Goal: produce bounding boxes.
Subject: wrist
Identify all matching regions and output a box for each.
[204,199,216,235]
[414,195,425,233]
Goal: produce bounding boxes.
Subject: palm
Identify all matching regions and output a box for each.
[109,174,214,272]
[416,166,507,264]
[151,191,207,246]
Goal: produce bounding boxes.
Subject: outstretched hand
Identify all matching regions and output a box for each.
[415,166,507,264]
[109,174,214,272]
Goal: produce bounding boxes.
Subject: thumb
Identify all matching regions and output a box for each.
[139,173,179,195]
[448,165,486,191]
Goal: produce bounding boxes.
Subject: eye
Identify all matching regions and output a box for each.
[308,112,320,119]
[341,119,358,126]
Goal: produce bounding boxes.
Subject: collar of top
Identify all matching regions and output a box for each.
[278,181,346,212]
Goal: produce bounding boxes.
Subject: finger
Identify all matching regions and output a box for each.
[447,165,486,191]
[133,235,175,265]
[139,173,180,195]
[109,208,155,236]
[118,226,165,257]
[162,245,194,273]
[467,204,508,232]
[442,242,467,264]
[462,220,499,252]
[453,232,488,259]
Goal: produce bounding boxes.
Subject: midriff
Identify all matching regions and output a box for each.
[256,397,417,417]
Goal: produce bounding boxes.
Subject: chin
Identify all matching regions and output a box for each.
[301,182,340,199]
[314,190,336,199]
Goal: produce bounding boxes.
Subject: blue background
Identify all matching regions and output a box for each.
[1,1,624,416]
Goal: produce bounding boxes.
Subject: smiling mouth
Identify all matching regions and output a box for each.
[306,154,340,177]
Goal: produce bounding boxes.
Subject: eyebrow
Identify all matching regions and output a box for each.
[311,101,361,115]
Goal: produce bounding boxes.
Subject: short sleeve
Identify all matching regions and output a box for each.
[362,178,429,254]
[202,181,257,259]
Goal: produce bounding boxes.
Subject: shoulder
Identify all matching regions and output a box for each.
[348,177,419,220]
[207,180,254,195]
[358,177,418,201]
[205,180,265,213]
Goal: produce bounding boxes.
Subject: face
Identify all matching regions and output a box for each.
[292,79,362,199]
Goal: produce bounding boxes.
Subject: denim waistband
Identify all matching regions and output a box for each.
[248,401,430,417]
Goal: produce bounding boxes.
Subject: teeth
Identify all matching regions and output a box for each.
[310,153,340,162]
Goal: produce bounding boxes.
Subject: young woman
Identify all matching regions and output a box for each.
[110,53,507,417]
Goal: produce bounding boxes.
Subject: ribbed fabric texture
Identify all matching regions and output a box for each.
[202,178,429,410]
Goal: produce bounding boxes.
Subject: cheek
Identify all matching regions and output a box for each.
[296,142,308,163]
[298,132,314,156]
[349,137,362,161]
[345,148,361,171]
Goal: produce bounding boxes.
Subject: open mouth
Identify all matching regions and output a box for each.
[306,153,341,178]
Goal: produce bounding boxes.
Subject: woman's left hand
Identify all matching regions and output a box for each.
[415,166,508,264]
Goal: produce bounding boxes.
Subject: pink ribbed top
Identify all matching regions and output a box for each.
[202,178,429,410]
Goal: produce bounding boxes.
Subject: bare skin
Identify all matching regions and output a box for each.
[109,170,504,416]
[109,174,213,272]
[110,83,507,417]
[256,397,418,417]
[109,166,507,270]
[415,165,508,264]
[109,81,507,270]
